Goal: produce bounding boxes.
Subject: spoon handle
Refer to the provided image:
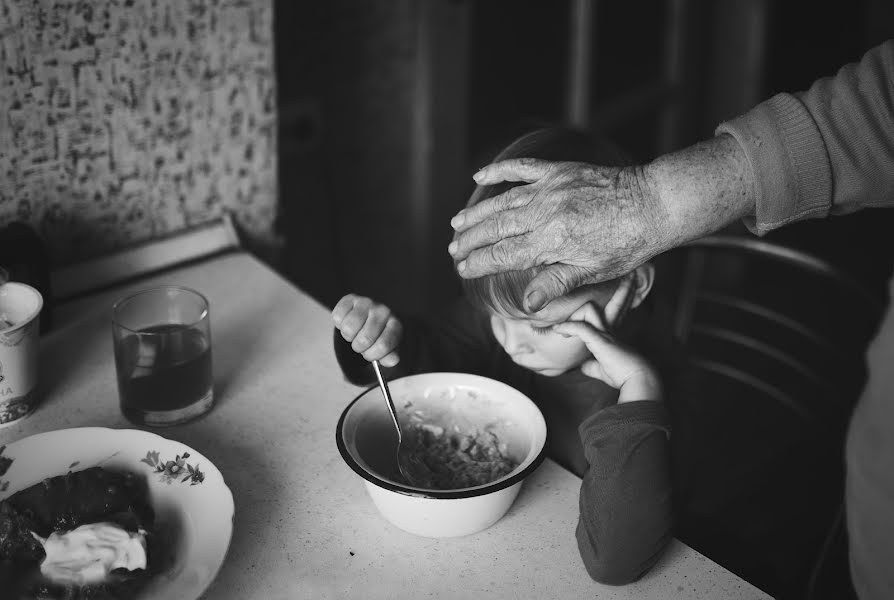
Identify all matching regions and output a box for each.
[372,360,402,443]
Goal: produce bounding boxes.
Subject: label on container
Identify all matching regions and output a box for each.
[0,317,40,427]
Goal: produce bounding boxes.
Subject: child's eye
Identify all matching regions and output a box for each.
[530,324,553,336]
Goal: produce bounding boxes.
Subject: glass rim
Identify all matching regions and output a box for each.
[111,285,210,334]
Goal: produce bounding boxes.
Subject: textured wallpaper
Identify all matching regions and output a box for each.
[0,0,277,265]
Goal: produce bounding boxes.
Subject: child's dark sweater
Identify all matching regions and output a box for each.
[334,298,673,584]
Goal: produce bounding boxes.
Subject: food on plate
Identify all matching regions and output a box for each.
[406,422,519,490]
[0,466,166,599]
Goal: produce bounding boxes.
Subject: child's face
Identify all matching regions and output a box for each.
[489,285,617,377]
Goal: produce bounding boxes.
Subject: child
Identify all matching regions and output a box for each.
[332,127,673,585]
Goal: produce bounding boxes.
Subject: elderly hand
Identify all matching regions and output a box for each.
[448,158,669,312]
[448,135,754,312]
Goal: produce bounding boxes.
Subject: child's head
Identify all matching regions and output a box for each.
[457,127,654,376]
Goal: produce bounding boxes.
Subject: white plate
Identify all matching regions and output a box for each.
[0,427,234,600]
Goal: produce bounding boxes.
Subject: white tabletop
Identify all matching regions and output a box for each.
[0,252,773,599]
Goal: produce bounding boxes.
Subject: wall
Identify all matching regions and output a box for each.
[276,0,469,313]
[0,0,277,266]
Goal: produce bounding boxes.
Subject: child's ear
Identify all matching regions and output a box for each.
[629,263,655,309]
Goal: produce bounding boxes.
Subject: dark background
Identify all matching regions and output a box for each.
[274,0,894,313]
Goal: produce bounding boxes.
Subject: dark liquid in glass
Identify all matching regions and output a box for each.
[116,324,212,424]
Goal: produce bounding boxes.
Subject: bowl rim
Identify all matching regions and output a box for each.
[335,372,547,499]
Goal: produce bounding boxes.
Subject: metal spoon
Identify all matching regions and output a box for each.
[371,360,434,487]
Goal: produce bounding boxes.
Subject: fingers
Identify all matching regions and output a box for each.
[351,305,391,353]
[572,302,608,332]
[378,350,400,368]
[362,317,403,364]
[450,185,533,235]
[580,359,607,381]
[552,319,614,354]
[603,274,636,326]
[456,234,539,278]
[524,264,606,313]
[450,198,533,268]
[333,294,372,342]
[450,200,531,263]
[472,158,556,186]
[331,294,358,327]
[332,295,402,363]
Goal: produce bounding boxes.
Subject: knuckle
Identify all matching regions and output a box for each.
[485,217,503,240]
[380,328,399,348]
[496,188,519,210]
[333,296,350,312]
[389,319,403,339]
[490,241,510,266]
[543,267,569,289]
[370,304,390,321]
[381,331,399,349]
[369,341,389,358]
[341,314,363,335]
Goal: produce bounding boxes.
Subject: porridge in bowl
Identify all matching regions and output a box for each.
[337,373,547,537]
[402,412,519,490]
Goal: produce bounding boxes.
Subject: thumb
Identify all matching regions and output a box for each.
[524,264,594,312]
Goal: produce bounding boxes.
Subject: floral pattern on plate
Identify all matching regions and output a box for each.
[141,450,206,485]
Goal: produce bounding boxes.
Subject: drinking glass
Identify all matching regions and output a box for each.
[112,286,213,426]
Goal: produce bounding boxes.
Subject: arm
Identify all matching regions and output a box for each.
[449,41,894,311]
[552,281,673,582]
[575,401,673,584]
[449,133,758,311]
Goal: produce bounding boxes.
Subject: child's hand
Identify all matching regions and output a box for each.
[332,294,403,367]
[553,276,662,403]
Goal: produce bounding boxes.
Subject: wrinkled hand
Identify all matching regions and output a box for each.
[448,158,670,312]
[332,294,403,367]
[553,276,662,403]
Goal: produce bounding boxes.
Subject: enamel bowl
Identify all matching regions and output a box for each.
[336,372,547,538]
[0,427,234,600]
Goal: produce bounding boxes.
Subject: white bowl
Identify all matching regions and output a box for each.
[0,427,234,600]
[336,372,547,538]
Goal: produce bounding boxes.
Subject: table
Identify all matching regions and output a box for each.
[0,252,774,599]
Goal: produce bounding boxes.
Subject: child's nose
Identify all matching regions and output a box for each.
[502,327,533,355]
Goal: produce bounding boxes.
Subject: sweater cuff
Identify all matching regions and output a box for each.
[578,400,670,447]
[715,93,832,235]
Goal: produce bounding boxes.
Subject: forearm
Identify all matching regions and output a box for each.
[575,401,674,584]
[642,134,755,250]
